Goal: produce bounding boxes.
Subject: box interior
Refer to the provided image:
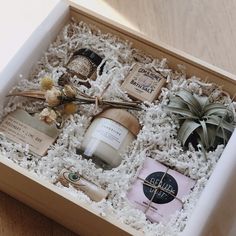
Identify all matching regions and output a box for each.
[0,2,236,236]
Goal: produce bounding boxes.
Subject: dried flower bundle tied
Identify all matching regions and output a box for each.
[166,89,235,150]
[7,77,141,127]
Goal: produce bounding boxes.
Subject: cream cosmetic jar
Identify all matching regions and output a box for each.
[58,48,103,86]
[81,108,140,168]
[67,48,103,81]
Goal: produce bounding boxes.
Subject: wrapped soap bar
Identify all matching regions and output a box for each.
[58,169,108,202]
[121,64,166,102]
[127,158,195,222]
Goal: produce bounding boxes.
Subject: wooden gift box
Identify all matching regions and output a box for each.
[1,1,236,235]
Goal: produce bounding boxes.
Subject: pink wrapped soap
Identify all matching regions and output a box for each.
[127,157,195,222]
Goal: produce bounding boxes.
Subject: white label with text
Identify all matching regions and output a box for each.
[92,118,128,150]
[0,110,59,156]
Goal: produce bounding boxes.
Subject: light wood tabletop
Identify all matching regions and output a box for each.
[1,0,236,235]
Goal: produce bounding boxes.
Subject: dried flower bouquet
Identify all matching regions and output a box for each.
[8,77,141,127]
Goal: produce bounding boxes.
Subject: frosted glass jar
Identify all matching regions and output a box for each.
[81,109,140,168]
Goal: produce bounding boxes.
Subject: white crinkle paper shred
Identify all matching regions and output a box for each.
[0,19,231,235]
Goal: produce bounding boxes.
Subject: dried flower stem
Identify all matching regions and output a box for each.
[8,90,142,110]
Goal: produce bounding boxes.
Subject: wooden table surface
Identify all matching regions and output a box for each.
[1,0,236,235]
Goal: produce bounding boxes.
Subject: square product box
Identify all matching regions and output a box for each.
[1,1,236,236]
[127,158,195,223]
[121,64,166,102]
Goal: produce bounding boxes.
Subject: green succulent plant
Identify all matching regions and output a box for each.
[165,89,235,150]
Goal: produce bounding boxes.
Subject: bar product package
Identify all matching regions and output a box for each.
[121,64,166,102]
[0,109,59,156]
[127,157,195,222]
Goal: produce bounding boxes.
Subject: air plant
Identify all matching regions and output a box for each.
[7,77,141,127]
[165,89,235,150]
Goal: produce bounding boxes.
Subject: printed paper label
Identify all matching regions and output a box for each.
[143,172,178,204]
[0,109,59,156]
[121,64,166,102]
[92,118,128,150]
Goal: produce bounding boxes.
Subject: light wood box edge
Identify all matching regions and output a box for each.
[1,1,236,236]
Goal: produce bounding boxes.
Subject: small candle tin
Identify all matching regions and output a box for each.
[121,64,166,102]
[81,108,141,168]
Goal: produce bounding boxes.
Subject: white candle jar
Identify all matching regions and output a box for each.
[81,109,141,168]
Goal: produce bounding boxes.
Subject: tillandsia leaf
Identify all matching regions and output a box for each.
[206,115,234,147]
[196,127,213,150]
[207,126,217,147]
[203,103,234,119]
[165,106,199,119]
[196,128,205,148]
[177,119,201,145]
[215,127,231,141]
[168,95,188,109]
[197,139,208,161]
[205,115,235,133]
[175,89,202,116]
[220,125,227,146]
[203,103,227,112]
[199,120,209,149]
[194,95,209,107]
[205,109,229,119]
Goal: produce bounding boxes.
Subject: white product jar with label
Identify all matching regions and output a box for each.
[81,108,140,168]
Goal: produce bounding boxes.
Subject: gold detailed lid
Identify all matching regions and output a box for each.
[96,108,141,136]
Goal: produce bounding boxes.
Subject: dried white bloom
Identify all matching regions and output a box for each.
[45,87,61,106]
[39,108,57,124]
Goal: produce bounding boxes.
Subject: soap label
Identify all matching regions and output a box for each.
[121,64,166,102]
[143,172,178,204]
[92,118,128,150]
[0,109,59,156]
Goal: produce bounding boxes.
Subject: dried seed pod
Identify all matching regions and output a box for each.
[64,103,77,114]
[40,77,54,91]
[63,85,77,98]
